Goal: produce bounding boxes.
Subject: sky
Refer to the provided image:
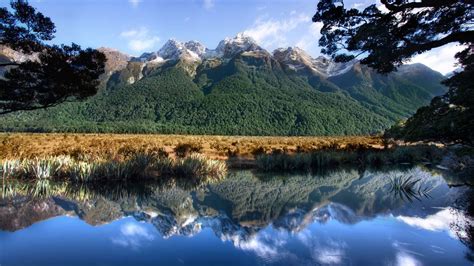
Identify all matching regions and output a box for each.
[1,0,464,74]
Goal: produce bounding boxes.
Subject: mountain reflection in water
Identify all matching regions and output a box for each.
[0,167,472,266]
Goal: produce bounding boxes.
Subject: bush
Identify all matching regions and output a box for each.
[174,153,227,181]
[174,143,203,158]
[0,151,227,183]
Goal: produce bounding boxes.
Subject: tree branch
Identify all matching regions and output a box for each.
[404,31,474,53]
[380,0,459,12]
[0,101,63,115]
[0,62,20,67]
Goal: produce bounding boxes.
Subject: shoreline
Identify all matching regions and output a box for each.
[1,133,471,183]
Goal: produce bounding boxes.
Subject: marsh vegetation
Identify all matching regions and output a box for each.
[0,152,227,182]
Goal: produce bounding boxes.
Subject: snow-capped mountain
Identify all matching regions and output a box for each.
[134,39,206,64]
[273,47,355,77]
[125,33,354,79]
[157,39,202,62]
[184,40,207,57]
[212,33,265,58]
[134,33,264,63]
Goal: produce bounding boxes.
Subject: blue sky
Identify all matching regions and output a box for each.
[1,0,463,74]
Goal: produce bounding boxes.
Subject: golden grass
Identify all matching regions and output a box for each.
[0,133,384,160]
[0,153,227,182]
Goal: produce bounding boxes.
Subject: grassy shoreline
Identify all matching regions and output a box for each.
[0,133,384,161]
[2,133,466,183]
[1,153,227,182]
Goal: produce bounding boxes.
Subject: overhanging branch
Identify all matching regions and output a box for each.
[404,31,474,54]
[0,62,20,67]
[380,0,459,12]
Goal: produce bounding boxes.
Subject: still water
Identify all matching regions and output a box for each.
[0,167,472,265]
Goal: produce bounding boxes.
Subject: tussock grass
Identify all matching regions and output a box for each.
[0,152,227,182]
[0,133,384,160]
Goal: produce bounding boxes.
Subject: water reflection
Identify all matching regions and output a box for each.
[0,167,472,265]
[389,175,433,202]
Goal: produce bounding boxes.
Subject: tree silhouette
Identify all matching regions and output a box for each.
[0,0,105,114]
[313,0,473,143]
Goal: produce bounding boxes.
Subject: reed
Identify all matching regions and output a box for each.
[0,152,227,183]
[174,154,227,181]
[389,175,433,202]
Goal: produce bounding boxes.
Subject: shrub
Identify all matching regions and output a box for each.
[174,153,227,180]
[0,159,23,179]
[148,147,169,158]
[251,146,267,157]
[69,161,96,182]
[25,158,63,179]
[174,143,203,158]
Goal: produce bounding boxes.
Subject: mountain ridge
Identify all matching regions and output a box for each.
[0,34,447,135]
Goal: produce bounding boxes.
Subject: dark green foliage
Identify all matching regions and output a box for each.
[0,0,55,53]
[313,0,472,73]
[388,48,474,144]
[174,143,203,158]
[0,0,106,114]
[0,44,106,114]
[314,0,473,143]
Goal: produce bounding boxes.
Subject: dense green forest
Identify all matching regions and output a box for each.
[0,53,445,135]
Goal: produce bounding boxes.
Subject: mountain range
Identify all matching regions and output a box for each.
[0,34,447,135]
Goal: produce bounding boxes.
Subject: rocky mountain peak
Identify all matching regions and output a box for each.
[273,47,315,72]
[153,39,202,63]
[213,33,263,58]
[97,47,130,75]
[184,41,207,57]
[158,39,185,60]
[273,47,356,77]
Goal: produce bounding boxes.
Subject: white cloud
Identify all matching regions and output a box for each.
[295,22,323,53]
[111,222,155,249]
[397,207,468,239]
[309,238,347,265]
[352,2,366,9]
[314,247,345,264]
[394,252,423,266]
[120,27,160,53]
[376,0,390,13]
[203,0,214,10]
[243,13,311,51]
[409,43,466,74]
[221,230,293,263]
[129,0,141,8]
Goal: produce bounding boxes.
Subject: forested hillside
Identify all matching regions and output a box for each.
[0,36,446,135]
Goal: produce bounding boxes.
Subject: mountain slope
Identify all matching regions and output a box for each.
[0,34,446,135]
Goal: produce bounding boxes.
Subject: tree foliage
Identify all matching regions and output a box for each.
[0,0,105,114]
[314,0,473,143]
[313,0,473,73]
[388,48,474,144]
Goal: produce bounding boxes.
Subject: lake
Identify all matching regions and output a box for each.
[0,167,472,265]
